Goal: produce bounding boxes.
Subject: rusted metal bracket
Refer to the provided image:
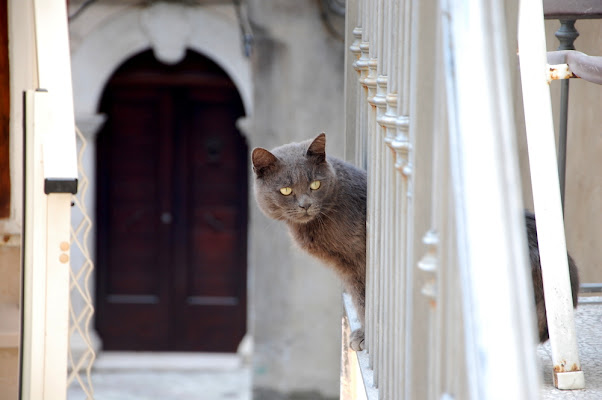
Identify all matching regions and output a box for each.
[547,63,576,83]
[547,50,602,85]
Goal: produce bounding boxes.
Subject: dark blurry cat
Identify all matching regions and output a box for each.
[526,211,580,342]
[252,133,578,349]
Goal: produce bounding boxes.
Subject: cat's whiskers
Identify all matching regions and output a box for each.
[317,210,335,224]
[282,208,312,224]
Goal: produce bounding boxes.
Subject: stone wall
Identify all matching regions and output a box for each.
[247,1,345,398]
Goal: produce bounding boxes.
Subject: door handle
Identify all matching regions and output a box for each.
[204,212,224,232]
[160,212,173,224]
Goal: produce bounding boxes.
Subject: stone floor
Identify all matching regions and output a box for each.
[67,353,251,400]
[66,297,602,400]
[539,296,602,399]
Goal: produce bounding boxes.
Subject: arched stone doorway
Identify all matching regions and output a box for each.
[68,3,254,355]
[95,49,248,352]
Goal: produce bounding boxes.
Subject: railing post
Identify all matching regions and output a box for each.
[22,89,75,400]
[554,20,578,210]
[443,0,542,397]
[22,90,50,400]
[21,1,79,399]
[518,0,584,390]
[345,0,360,163]
[43,194,72,396]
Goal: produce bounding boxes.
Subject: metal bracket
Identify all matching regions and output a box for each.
[44,178,78,195]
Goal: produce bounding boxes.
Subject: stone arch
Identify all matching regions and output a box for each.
[68,3,254,356]
[71,3,253,118]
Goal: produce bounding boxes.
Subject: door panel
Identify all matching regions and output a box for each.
[97,87,171,350]
[171,88,247,351]
[96,50,247,352]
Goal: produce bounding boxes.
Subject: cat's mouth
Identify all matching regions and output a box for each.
[289,209,318,224]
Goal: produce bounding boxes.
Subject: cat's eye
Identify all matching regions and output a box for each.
[310,180,321,190]
[280,187,293,196]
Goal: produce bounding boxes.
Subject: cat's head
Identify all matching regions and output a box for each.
[252,133,336,224]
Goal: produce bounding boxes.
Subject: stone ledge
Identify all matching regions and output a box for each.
[342,293,378,400]
[93,351,242,372]
[253,387,337,400]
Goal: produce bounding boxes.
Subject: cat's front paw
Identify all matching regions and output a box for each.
[349,329,365,351]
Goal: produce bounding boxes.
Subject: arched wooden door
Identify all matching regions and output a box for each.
[95,50,248,352]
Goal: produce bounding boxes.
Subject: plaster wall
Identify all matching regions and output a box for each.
[246,1,345,398]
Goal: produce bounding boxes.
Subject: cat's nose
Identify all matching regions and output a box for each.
[298,201,312,210]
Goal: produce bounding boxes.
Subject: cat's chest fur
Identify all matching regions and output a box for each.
[288,209,365,272]
[291,218,337,254]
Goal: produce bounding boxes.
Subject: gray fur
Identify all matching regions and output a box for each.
[525,210,579,342]
[252,133,367,350]
[252,134,579,348]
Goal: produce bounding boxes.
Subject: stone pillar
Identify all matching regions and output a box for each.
[246,2,345,398]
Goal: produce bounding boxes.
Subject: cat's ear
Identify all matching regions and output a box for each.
[306,133,326,163]
[252,147,279,177]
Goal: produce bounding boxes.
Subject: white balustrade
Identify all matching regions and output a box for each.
[341,0,552,398]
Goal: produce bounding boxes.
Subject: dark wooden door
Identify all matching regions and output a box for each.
[96,50,247,352]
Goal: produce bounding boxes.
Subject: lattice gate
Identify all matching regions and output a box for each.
[67,127,96,399]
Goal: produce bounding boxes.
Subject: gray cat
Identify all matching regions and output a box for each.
[252,133,367,350]
[526,211,580,342]
[251,133,579,349]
